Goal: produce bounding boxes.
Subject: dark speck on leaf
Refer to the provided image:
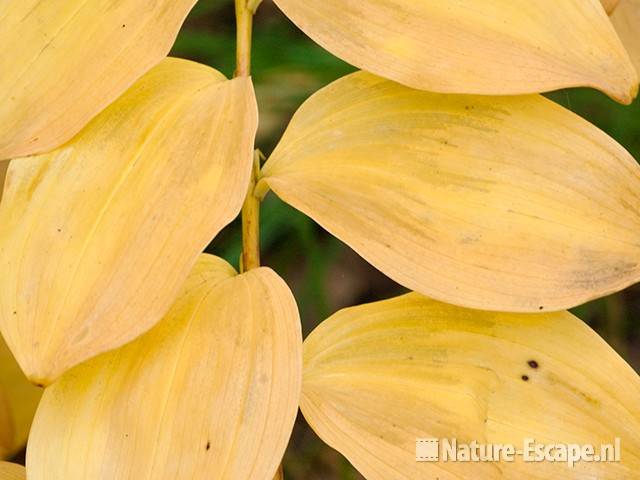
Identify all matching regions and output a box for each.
[206,441,211,451]
[528,360,539,369]
[521,375,529,382]
[538,306,544,310]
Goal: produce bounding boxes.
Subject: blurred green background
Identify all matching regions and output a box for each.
[172,1,640,478]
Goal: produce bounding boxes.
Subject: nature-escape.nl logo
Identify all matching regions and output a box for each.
[416,438,621,468]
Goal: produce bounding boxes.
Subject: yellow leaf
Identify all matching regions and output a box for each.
[26,255,302,480]
[302,293,640,479]
[272,0,638,104]
[261,72,640,312]
[0,58,258,385]
[0,337,42,459]
[0,463,24,480]
[611,0,640,75]
[0,0,198,160]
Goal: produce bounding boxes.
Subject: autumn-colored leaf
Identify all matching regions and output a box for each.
[261,72,640,312]
[0,58,258,384]
[27,255,302,480]
[0,0,198,160]
[302,294,640,479]
[273,0,637,103]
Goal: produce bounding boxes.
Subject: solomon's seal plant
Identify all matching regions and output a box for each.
[0,0,639,478]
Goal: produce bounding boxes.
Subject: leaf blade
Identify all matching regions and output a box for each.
[273,0,638,103]
[262,72,640,312]
[302,294,640,479]
[26,256,302,480]
[0,58,258,384]
[0,0,198,159]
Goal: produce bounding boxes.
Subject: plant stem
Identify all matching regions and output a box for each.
[234,0,255,77]
[241,152,261,272]
[235,0,261,272]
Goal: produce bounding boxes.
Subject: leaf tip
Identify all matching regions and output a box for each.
[608,76,639,104]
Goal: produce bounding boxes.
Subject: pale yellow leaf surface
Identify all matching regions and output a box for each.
[611,0,640,74]
[302,293,640,479]
[0,337,42,459]
[261,72,640,312]
[0,0,198,160]
[273,0,638,103]
[0,463,25,480]
[0,58,258,385]
[27,255,302,480]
